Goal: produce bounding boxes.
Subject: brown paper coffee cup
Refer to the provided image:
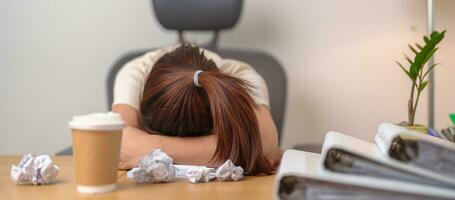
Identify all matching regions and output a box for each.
[69,112,124,194]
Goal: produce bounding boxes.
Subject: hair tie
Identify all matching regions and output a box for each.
[193,70,203,87]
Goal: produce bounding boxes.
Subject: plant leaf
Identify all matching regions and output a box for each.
[422,63,439,80]
[409,64,419,81]
[424,36,430,44]
[423,47,438,64]
[418,81,429,92]
[408,44,418,54]
[404,54,413,65]
[415,43,423,50]
[396,61,412,79]
[397,30,446,83]
[412,31,445,74]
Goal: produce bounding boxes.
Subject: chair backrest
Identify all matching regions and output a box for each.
[106,0,287,141]
[152,0,242,50]
[152,0,242,31]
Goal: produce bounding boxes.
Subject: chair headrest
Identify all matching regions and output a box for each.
[152,0,242,31]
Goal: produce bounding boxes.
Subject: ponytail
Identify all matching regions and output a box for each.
[140,44,273,174]
[198,71,273,174]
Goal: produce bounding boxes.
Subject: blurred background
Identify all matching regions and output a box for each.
[0,0,454,155]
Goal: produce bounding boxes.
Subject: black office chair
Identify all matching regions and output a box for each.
[57,0,287,155]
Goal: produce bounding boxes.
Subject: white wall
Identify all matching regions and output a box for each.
[0,0,453,154]
[436,0,455,130]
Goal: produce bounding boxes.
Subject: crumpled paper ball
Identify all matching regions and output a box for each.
[216,160,244,181]
[10,154,59,185]
[127,149,244,184]
[131,149,176,183]
[186,167,214,183]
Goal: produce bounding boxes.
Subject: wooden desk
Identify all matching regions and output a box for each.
[0,156,275,200]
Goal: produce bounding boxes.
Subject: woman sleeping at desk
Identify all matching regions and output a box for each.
[112,44,280,175]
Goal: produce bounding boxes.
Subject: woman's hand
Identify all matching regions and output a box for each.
[119,127,159,170]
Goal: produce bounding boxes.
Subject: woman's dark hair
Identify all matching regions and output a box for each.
[140,44,272,174]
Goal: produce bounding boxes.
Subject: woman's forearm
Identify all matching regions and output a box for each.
[124,127,219,167]
[153,131,219,166]
[120,106,279,169]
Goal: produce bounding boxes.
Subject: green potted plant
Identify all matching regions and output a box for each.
[396,30,446,133]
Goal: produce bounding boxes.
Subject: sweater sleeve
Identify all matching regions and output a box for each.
[112,57,148,111]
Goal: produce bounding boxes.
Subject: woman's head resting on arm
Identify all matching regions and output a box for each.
[140,44,272,175]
